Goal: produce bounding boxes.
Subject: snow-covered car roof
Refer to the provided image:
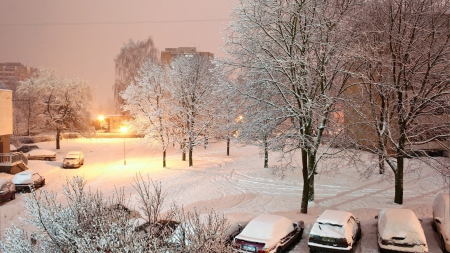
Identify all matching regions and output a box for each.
[378,208,426,244]
[310,210,354,241]
[12,170,36,185]
[235,214,294,248]
[27,149,55,155]
[316,210,354,226]
[65,151,82,158]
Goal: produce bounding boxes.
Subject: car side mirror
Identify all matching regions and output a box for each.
[435,218,442,224]
[375,215,378,219]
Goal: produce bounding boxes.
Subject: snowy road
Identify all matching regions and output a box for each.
[0,138,447,252]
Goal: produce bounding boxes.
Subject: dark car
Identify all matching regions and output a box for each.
[0,179,16,203]
[17,144,39,153]
[233,214,304,253]
[308,210,361,253]
[12,170,45,192]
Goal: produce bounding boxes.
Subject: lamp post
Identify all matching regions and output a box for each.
[121,126,128,165]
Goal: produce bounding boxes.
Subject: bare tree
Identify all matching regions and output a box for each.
[114,37,158,113]
[17,69,93,149]
[121,60,173,168]
[350,0,450,204]
[170,55,221,167]
[223,0,358,213]
[15,79,42,136]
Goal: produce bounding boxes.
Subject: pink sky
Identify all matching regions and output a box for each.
[0,0,237,110]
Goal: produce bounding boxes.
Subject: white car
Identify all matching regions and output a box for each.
[26,149,56,161]
[433,193,450,253]
[12,170,45,191]
[377,208,428,253]
[308,210,361,252]
[62,151,84,168]
[233,214,304,253]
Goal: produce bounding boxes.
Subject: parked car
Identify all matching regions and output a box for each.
[377,208,428,253]
[26,149,56,161]
[308,209,361,253]
[62,151,84,168]
[17,144,39,153]
[433,192,450,253]
[12,170,45,191]
[0,179,16,203]
[233,214,304,253]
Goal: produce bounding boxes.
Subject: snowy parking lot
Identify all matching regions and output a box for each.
[0,138,448,252]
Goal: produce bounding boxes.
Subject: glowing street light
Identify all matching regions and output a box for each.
[121,126,128,165]
[98,115,105,131]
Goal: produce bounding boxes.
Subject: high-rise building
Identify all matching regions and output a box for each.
[0,63,37,92]
[161,47,214,64]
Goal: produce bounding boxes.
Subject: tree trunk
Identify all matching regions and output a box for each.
[263,137,268,169]
[189,137,193,167]
[163,150,166,168]
[308,153,315,201]
[394,156,404,204]
[300,149,309,214]
[181,143,186,161]
[56,129,61,149]
[227,137,230,156]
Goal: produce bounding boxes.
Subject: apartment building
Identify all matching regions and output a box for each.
[161,47,214,64]
[0,62,37,92]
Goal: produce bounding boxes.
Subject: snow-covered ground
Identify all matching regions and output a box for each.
[0,138,448,252]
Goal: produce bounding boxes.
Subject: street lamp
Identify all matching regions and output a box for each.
[121,126,128,165]
[98,115,105,131]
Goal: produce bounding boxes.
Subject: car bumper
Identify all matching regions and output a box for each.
[379,245,427,253]
[308,242,352,253]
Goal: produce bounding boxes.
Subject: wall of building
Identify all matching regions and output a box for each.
[0,89,13,136]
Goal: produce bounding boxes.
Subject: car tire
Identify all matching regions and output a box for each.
[10,192,15,200]
[41,180,45,186]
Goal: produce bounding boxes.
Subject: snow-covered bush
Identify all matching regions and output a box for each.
[0,176,232,253]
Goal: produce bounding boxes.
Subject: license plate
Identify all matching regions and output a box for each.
[323,237,335,242]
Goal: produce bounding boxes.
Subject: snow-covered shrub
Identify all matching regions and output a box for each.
[0,176,232,253]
